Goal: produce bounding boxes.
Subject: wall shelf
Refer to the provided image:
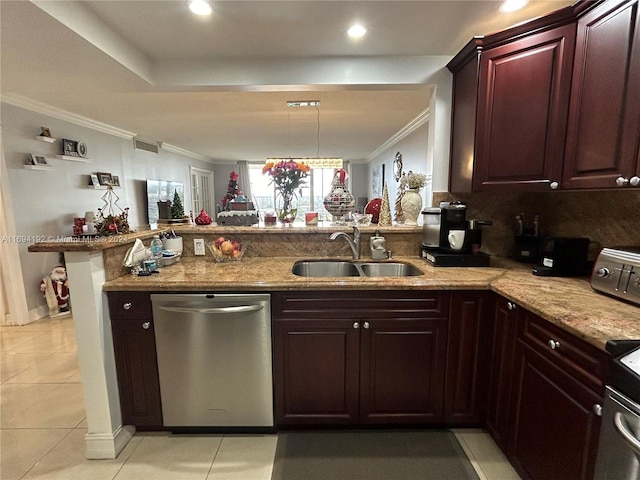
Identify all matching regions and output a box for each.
[56,155,90,162]
[24,164,53,171]
[35,135,56,143]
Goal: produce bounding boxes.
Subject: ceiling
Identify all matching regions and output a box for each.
[0,0,573,163]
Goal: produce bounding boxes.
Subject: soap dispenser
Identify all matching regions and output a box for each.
[370,230,390,260]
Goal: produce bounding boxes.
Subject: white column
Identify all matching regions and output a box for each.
[64,251,134,459]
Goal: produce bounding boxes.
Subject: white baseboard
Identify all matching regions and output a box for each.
[84,425,135,459]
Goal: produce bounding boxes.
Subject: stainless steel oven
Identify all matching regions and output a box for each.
[595,342,640,480]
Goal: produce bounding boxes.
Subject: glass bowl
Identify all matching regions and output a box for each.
[208,240,247,262]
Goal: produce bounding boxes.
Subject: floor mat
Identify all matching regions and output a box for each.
[271,429,480,480]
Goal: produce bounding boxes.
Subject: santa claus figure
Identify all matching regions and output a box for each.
[40,266,70,317]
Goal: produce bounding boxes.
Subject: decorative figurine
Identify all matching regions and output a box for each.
[40,266,70,317]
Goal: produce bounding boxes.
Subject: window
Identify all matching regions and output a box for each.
[248,162,347,222]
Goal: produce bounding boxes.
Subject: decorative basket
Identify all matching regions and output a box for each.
[208,241,247,263]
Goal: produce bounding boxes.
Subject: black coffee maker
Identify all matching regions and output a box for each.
[439,201,468,252]
[420,201,492,267]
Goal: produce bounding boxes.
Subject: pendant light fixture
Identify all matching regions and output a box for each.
[266,100,343,169]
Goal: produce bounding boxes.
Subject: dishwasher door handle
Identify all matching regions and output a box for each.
[614,412,640,457]
[158,305,264,315]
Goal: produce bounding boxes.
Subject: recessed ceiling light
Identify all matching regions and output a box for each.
[189,0,212,16]
[347,24,367,39]
[500,0,529,13]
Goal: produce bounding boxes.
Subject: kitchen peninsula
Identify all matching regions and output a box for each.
[28,226,640,465]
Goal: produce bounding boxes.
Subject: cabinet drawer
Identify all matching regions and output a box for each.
[272,291,450,319]
[107,292,153,320]
[518,311,608,393]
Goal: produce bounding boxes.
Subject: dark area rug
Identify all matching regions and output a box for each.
[271,429,480,480]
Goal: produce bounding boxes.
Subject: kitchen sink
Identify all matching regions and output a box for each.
[291,260,360,277]
[292,260,423,277]
[357,262,423,277]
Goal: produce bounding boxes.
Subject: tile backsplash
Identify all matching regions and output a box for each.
[434,190,640,258]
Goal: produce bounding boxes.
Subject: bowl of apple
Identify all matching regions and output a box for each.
[208,236,246,262]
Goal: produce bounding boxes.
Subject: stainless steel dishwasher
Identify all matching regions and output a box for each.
[151,293,273,428]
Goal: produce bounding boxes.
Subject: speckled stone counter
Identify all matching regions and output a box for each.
[102,255,640,350]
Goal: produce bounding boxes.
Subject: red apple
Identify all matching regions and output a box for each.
[232,240,242,251]
[214,236,226,247]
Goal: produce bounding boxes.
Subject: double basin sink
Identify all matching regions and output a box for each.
[292,259,423,277]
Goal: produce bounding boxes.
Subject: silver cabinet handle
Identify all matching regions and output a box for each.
[363,321,370,329]
[593,404,602,416]
[159,305,263,315]
[614,412,640,456]
[548,339,560,350]
[123,302,132,310]
[142,322,151,330]
[630,176,640,187]
[550,181,559,190]
[507,301,517,311]
[353,322,360,329]
[616,176,630,186]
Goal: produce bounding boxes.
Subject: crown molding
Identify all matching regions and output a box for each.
[161,143,212,162]
[1,93,136,139]
[2,93,210,161]
[367,106,430,162]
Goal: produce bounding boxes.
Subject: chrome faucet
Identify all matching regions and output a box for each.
[329,226,361,260]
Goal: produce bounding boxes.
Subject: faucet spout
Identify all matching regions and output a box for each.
[329,226,361,260]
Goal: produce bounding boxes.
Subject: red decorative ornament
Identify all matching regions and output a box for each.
[365,198,382,224]
[195,208,212,225]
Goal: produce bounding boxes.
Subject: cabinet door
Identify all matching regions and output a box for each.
[111,318,163,427]
[474,24,575,191]
[359,318,447,424]
[273,319,360,425]
[509,342,602,480]
[485,296,519,451]
[444,292,491,424]
[563,0,640,188]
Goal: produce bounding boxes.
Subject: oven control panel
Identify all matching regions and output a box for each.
[591,247,640,306]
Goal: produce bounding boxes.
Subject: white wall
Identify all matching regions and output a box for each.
[1,103,213,318]
[367,122,431,222]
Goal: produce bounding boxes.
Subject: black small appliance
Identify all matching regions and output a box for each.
[421,201,492,267]
[531,237,590,277]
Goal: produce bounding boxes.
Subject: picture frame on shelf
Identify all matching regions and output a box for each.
[77,141,88,158]
[90,174,100,187]
[62,138,79,157]
[30,153,48,166]
[40,127,52,138]
[97,172,112,186]
[371,163,385,198]
[111,175,120,187]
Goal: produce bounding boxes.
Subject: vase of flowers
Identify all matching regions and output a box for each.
[262,160,310,225]
[400,171,427,226]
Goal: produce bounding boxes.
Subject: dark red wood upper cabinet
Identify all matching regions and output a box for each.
[448,22,576,192]
[474,24,576,191]
[563,0,640,189]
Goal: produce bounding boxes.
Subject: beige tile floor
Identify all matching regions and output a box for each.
[1,315,521,480]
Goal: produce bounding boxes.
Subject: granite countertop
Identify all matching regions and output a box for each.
[102,255,640,350]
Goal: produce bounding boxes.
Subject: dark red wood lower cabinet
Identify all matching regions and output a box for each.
[444,292,491,425]
[111,318,163,427]
[360,318,447,424]
[485,296,519,451]
[509,343,602,480]
[273,319,360,425]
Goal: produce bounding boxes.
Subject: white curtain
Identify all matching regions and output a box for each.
[236,161,252,201]
[0,127,30,325]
